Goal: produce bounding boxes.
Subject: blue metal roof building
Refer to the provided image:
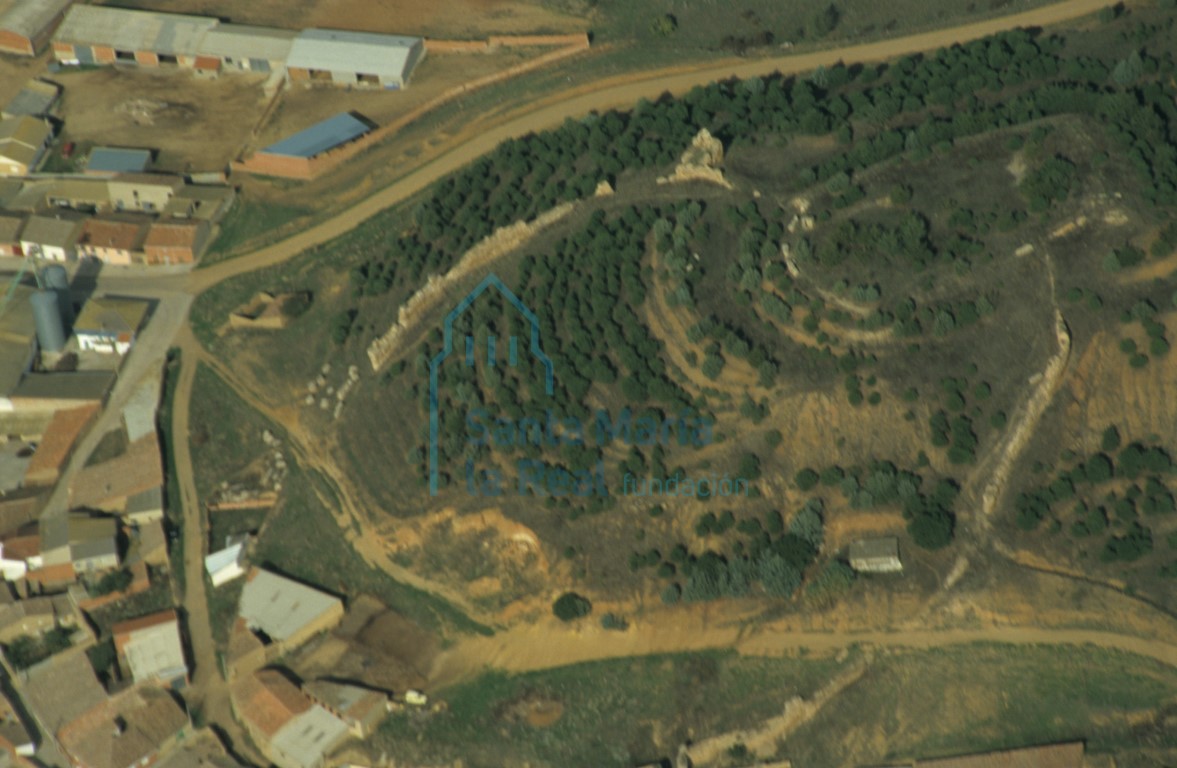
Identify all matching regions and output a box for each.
[260,113,373,159]
[86,147,152,175]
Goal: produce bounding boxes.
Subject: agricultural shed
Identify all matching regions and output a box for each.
[286,29,425,88]
[0,0,74,56]
[52,5,217,67]
[85,147,151,176]
[197,24,295,72]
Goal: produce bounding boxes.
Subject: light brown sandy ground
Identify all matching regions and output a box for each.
[92,0,589,36]
[52,67,267,171]
[249,48,537,156]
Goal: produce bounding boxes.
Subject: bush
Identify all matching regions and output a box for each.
[600,613,629,631]
[89,568,134,597]
[552,592,593,621]
[661,583,681,604]
[794,468,820,490]
[650,13,677,36]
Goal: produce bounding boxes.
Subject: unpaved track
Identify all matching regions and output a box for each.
[191,0,1112,293]
[169,330,263,765]
[430,616,1177,688]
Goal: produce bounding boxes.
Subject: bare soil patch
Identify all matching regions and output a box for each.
[54,67,266,172]
[93,0,588,36]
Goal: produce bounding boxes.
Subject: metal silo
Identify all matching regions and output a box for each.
[40,265,73,329]
[30,290,66,353]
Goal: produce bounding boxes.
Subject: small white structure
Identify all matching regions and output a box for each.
[204,539,247,587]
[848,537,902,573]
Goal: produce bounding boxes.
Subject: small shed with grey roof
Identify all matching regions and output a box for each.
[849,537,902,573]
[85,147,152,176]
[0,0,75,56]
[2,80,61,120]
[286,28,425,88]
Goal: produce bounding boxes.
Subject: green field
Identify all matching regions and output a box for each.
[375,649,853,767]
[786,643,1177,766]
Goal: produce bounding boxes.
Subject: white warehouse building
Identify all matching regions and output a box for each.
[285,28,425,89]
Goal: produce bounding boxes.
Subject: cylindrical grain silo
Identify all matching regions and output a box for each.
[30,290,66,353]
[40,264,73,329]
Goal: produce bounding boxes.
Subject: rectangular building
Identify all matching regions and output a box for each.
[84,147,152,176]
[19,212,85,262]
[2,80,62,120]
[247,112,373,179]
[0,117,52,177]
[196,24,295,73]
[848,537,902,573]
[286,29,425,89]
[52,5,217,67]
[73,297,148,354]
[238,568,343,650]
[76,217,148,265]
[0,0,75,56]
[112,609,188,687]
[143,219,211,264]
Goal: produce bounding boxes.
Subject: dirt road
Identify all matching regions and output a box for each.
[169,328,265,764]
[192,0,1111,293]
[429,612,1177,689]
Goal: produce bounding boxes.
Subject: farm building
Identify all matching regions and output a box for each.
[238,568,343,651]
[2,80,61,120]
[231,669,351,768]
[52,5,218,68]
[75,217,148,265]
[0,117,52,177]
[108,173,184,213]
[142,219,211,264]
[84,147,152,176]
[73,296,148,354]
[19,211,85,262]
[246,112,374,179]
[0,0,75,56]
[197,24,295,73]
[848,537,902,573]
[286,28,425,88]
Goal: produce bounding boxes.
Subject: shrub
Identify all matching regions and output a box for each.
[600,613,629,630]
[794,468,820,490]
[661,583,681,604]
[552,592,593,621]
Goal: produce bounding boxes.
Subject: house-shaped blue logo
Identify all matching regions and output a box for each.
[428,273,554,495]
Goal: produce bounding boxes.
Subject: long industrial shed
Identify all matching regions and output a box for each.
[49,5,425,88]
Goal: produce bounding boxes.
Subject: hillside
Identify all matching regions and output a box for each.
[186,4,1177,764]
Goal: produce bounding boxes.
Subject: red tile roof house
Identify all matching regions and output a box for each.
[75,218,147,266]
[230,668,350,768]
[142,220,210,265]
[57,685,189,768]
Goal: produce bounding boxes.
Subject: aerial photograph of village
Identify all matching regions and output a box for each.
[0,0,1176,767]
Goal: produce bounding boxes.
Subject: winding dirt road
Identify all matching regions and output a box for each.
[429,613,1177,688]
[165,0,1139,753]
[191,0,1112,293]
